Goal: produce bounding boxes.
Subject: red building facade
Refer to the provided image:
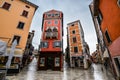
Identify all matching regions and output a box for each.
[90,0,120,79]
[38,10,63,70]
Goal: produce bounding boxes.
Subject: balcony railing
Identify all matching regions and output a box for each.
[45,32,52,39]
[45,32,58,39]
[52,32,58,39]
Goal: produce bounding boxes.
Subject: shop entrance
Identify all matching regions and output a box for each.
[46,57,54,70]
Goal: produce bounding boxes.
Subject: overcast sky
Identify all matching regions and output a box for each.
[28,0,97,53]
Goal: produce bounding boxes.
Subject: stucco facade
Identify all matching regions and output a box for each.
[38,10,63,71]
[67,20,85,68]
[0,0,38,51]
[90,0,120,79]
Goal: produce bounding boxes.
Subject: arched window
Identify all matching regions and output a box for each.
[46,27,52,32]
[53,27,58,32]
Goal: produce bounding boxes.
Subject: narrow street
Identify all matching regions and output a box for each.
[6,57,115,80]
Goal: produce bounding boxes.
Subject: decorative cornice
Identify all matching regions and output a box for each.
[20,0,38,11]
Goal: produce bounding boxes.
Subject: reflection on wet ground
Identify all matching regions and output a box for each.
[7,58,115,80]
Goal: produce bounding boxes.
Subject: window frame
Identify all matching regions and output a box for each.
[105,30,111,43]
[97,9,103,25]
[40,57,45,67]
[47,21,51,24]
[47,14,51,17]
[72,30,76,34]
[74,46,78,53]
[51,13,54,17]
[17,21,25,29]
[72,37,77,43]
[54,20,58,24]
[2,2,11,10]
[55,13,60,17]
[71,24,74,26]
[53,41,61,48]
[22,10,28,17]
[55,57,60,67]
[41,41,48,48]
[12,35,21,45]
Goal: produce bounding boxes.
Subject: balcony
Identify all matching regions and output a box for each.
[52,32,58,39]
[45,32,52,39]
[45,32,58,39]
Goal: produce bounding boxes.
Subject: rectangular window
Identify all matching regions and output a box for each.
[72,30,75,34]
[22,10,28,17]
[48,21,51,24]
[97,10,103,25]
[41,42,48,48]
[73,37,77,43]
[55,20,58,24]
[40,58,45,67]
[53,41,61,47]
[74,47,78,53]
[114,57,120,72]
[25,5,30,8]
[55,57,60,67]
[52,14,54,17]
[12,35,21,44]
[47,14,51,17]
[105,30,111,43]
[2,2,11,10]
[71,24,74,26]
[55,13,60,17]
[17,22,25,29]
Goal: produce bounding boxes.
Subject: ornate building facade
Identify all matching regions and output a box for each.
[38,10,63,71]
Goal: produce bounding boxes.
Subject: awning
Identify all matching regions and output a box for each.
[6,48,23,57]
[109,36,120,57]
[103,48,109,58]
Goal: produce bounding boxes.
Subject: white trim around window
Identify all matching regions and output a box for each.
[117,0,120,7]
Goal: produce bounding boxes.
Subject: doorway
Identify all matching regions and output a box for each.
[46,57,54,70]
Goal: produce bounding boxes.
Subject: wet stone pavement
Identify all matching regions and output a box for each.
[7,58,115,80]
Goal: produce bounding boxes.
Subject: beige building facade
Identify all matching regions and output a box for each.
[67,20,85,67]
[0,0,38,53]
[0,0,38,72]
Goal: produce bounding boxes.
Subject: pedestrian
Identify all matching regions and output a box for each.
[101,65,103,72]
[104,61,107,70]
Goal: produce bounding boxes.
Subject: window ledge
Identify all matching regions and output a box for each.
[16,27,24,30]
[0,7,10,11]
[20,15,28,18]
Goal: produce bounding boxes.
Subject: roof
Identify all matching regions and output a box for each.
[44,9,63,14]
[20,0,38,11]
[67,20,80,25]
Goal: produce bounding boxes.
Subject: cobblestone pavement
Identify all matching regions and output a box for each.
[7,58,115,80]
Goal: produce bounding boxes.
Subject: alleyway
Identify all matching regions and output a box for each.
[7,57,115,80]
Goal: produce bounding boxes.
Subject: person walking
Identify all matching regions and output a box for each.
[104,60,108,70]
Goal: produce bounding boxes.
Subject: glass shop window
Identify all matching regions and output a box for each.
[55,57,60,67]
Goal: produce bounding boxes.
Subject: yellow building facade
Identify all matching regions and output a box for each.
[67,20,85,67]
[0,0,38,53]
